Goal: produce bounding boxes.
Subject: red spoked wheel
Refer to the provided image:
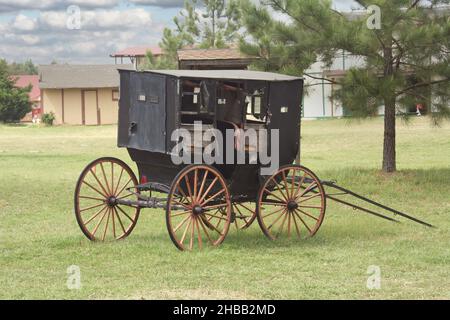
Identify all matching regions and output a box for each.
[232,202,257,230]
[166,165,232,251]
[256,165,326,240]
[74,157,140,241]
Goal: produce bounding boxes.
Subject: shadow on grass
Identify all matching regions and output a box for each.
[2,123,29,127]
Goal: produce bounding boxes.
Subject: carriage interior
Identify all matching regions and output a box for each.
[176,78,270,196]
[179,79,268,155]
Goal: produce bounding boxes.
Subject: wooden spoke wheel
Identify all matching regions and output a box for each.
[74,157,140,241]
[256,165,326,240]
[166,165,232,251]
[232,202,257,230]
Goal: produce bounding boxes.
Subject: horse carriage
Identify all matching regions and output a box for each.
[74,69,433,251]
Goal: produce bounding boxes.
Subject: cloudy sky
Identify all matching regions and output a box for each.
[0,0,358,65]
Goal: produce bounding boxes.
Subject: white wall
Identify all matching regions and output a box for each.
[302,51,364,118]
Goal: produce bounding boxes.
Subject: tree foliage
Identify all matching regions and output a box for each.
[2,59,38,75]
[240,0,450,172]
[0,60,32,123]
[144,0,242,69]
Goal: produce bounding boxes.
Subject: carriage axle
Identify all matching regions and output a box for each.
[116,197,184,210]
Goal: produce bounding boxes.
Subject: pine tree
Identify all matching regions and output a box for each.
[240,0,450,172]
[145,0,242,69]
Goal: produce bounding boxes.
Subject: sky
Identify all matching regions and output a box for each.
[0,0,359,65]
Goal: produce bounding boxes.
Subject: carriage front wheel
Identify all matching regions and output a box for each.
[166,164,232,251]
[74,157,140,241]
[256,165,326,240]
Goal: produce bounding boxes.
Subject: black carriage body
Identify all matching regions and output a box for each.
[118,69,303,199]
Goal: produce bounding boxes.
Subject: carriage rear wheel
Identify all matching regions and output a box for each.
[166,165,232,251]
[256,165,326,240]
[74,157,140,241]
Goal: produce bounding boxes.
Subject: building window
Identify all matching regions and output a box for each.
[112,90,119,101]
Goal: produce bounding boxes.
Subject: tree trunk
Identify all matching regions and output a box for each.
[382,40,397,173]
[382,97,396,172]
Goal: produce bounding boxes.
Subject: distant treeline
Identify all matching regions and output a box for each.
[0,58,38,75]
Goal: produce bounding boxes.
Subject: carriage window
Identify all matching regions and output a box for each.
[181,80,200,114]
[180,79,213,125]
[193,87,200,104]
[254,96,261,115]
[245,90,264,122]
[181,80,210,114]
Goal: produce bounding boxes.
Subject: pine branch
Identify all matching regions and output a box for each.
[397,78,450,95]
[304,73,338,84]
[304,82,334,88]
[268,0,321,34]
[408,0,421,11]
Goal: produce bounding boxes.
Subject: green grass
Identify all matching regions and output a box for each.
[1,117,449,300]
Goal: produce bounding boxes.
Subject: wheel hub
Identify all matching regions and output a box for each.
[287,200,298,211]
[193,205,203,215]
[107,196,117,207]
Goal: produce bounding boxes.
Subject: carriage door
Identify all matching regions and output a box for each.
[128,73,166,152]
[267,80,302,166]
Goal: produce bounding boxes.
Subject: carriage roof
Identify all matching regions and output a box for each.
[119,69,303,82]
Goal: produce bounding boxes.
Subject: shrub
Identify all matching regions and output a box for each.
[41,112,56,126]
[0,71,31,123]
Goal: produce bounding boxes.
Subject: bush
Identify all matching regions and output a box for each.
[41,112,56,126]
[0,86,31,123]
[0,63,32,123]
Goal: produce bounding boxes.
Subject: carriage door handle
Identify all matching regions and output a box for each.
[129,122,138,135]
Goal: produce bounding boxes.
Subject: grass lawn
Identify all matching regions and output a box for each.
[0,117,449,299]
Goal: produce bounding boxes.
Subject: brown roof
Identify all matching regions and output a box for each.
[39,64,133,89]
[177,48,250,61]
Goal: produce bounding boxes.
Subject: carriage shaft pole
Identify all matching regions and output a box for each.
[323,182,435,228]
[326,194,400,223]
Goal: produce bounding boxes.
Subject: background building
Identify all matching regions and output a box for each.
[39,64,132,125]
[111,47,162,69]
[177,48,253,70]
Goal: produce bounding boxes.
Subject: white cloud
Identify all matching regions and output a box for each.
[20,34,40,45]
[71,41,97,54]
[36,8,153,30]
[0,7,159,64]
[0,0,120,13]
[332,0,361,11]
[129,0,184,8]
[82,8,152,29]
[12,14,37,31]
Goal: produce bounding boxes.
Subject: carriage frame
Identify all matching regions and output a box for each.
[74,70,433,251]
